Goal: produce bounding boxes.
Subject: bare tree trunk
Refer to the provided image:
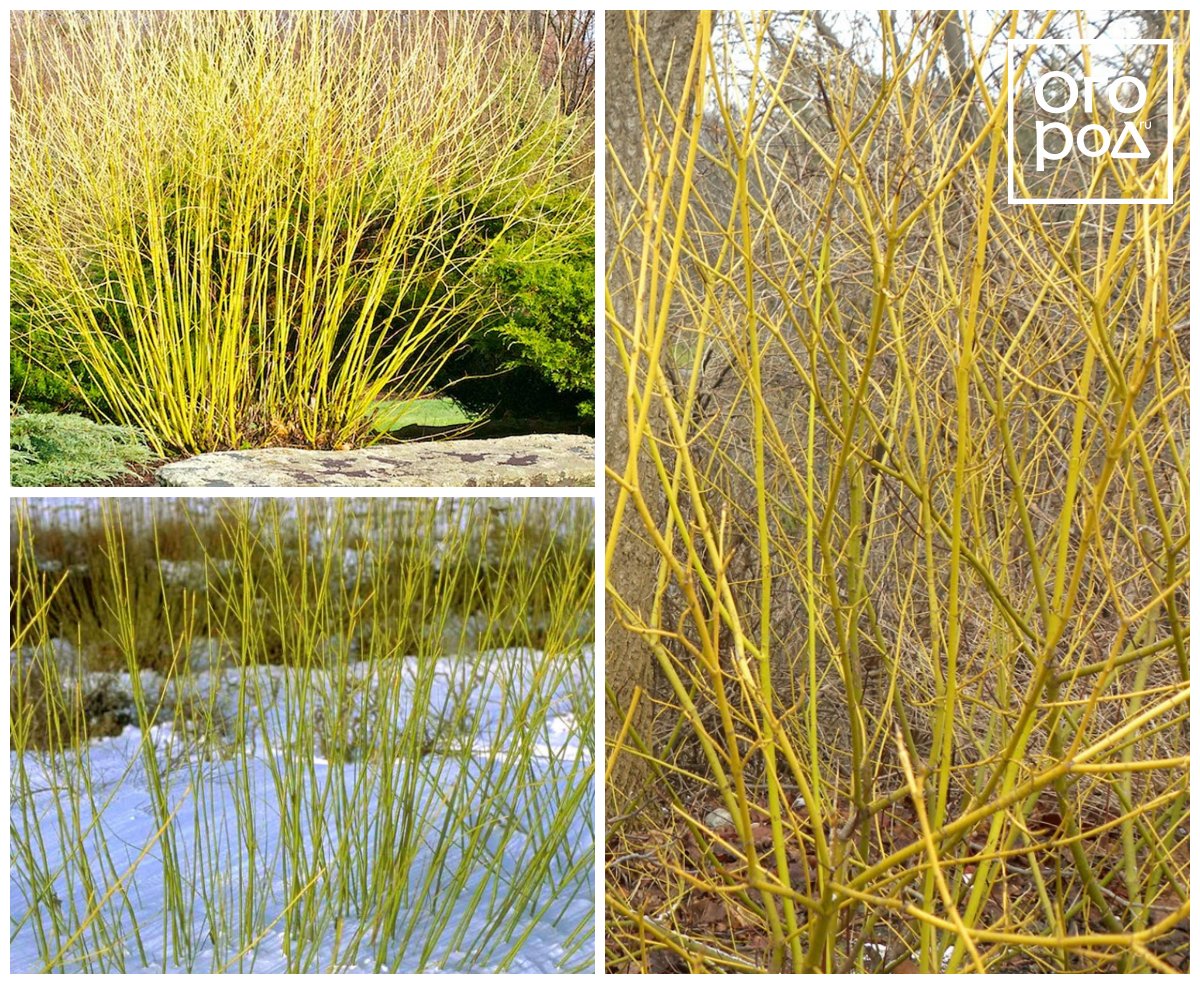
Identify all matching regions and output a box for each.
[604,10,699,820]
[939,10,981,136]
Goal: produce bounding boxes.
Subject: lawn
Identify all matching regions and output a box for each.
[373,397,474,433]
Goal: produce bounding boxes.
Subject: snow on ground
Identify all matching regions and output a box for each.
[10,647,594,974]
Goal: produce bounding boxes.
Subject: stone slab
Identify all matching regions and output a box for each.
[155,435,594,488]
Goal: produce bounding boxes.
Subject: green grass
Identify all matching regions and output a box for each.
[373,397,474,432]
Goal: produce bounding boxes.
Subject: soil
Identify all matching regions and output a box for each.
[97,459,168,487]
[605,783,1191,972]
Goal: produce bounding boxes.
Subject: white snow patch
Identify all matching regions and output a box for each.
[10,648,594,974]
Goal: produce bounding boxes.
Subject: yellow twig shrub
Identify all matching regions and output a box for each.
[12,11,591,453]
[607,11,1188,973]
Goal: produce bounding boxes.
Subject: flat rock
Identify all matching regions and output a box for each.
[155,435,594,488]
